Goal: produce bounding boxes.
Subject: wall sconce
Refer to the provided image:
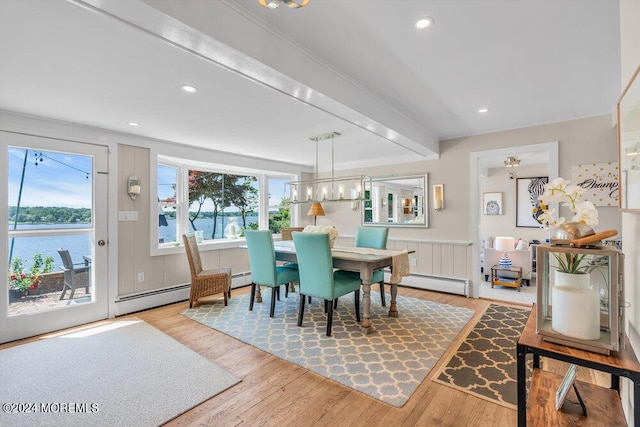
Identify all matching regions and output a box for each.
[127,175,141,200]
[433,184,444,211]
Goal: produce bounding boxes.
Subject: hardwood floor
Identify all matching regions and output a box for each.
[1,286,606,426]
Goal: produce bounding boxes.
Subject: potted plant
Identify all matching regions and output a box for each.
[8,254,54,302]
[538,177,600,282]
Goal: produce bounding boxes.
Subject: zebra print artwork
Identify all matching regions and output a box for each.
[516,177,548,227]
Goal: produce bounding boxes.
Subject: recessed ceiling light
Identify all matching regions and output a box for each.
[478,108,490,113]
[415,17,434,30]
[181,85,198,93]
[127,122,140,127]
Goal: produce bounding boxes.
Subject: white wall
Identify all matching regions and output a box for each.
[480,164,549,243]
[323,115,621,244]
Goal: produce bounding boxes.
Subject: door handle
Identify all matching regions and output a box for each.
[98,240,106,246]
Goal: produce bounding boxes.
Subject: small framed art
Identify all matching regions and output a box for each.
[483,192,502,215]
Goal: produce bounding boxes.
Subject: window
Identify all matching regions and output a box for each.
[267,177,292,234]
[156,157,294,250]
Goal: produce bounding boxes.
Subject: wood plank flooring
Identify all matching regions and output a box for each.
[1,286,606,426]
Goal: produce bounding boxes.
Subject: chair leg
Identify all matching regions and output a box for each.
[223,291,228,306]
[276,285,281,301]
[270,287,277,317]
[69,288,76,300]
[379,282,386,306]
[326,301,334,336]
[333,298,338,309]
[308,295,312,304]
[298,293,306,326]
[249,283,256,311]
[354,290,361,323]
[285,283,289,298]
[324,300,329,313]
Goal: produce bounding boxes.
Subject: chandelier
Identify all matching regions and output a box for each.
[258,0,310,9]
[504,156,521,167]
[286,132,370,204]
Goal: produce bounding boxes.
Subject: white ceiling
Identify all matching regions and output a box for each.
[0,0,620,171]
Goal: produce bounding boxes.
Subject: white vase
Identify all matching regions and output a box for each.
[552,270,601,340]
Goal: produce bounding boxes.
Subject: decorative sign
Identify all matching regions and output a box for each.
[571,162,619,206]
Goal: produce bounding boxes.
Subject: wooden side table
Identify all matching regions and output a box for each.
[491,265,523,291]
[517,307,640,426]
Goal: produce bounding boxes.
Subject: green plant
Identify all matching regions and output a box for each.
[8,254,55,293]
[553,253,590,274]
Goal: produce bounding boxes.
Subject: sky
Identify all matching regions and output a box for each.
[8,147,92,209]
[7,148,289,213]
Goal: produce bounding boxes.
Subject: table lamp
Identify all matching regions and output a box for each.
[307,202,325,225]
[494,236,515,268]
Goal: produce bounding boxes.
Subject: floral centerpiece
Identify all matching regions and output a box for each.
[537,177,598,274]
[537,178,605,341]
[303,225,339,246]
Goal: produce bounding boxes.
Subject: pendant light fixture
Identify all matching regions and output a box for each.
[258,0,310,9]
[286,132,370,205]
[504,156,521,168]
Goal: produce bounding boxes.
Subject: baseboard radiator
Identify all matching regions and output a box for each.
[115,272,253,316]
[394,273,469,297]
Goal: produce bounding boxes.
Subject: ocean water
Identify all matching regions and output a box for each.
[159,216,257,243]
[8,216,257,270]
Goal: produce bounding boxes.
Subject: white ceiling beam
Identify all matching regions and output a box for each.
[71,0,440,158]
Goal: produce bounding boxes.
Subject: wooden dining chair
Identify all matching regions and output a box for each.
[355,226,389,306]
[292,231,361,336]
[182,233,232,308]
[245,230,300,317]
[280,227,304,241]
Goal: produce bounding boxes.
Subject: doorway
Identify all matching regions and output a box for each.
[1,132,109,343]
[469,141,558,303]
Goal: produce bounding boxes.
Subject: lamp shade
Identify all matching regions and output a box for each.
[494,237,515,252]
[307,202,325,217]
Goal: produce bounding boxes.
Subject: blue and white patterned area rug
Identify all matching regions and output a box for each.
[181,290,474,407]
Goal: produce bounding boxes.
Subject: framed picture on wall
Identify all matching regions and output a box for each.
[516,177,548,227]
[483,192,503,215]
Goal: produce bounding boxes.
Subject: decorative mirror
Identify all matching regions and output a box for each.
[617,63,640,213]
[363,174,427,227]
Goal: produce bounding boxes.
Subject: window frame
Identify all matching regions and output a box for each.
[151,154,296,256]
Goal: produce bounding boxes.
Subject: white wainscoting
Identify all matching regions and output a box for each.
[336,236,473,296]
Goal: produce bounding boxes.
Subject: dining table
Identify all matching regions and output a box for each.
[264,240,411,334]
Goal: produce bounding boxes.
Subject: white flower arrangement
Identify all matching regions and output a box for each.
[537,177,599,229]
[303,225,338,240]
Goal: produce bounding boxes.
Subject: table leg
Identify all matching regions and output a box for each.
[255,285,262,303]
[289,282,296,293]
[361,283,372,334]
[388,283,398,317]
[517,343,527,427]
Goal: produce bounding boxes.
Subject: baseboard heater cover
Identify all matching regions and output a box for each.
[114,272,252,315]
[393,273,469,297]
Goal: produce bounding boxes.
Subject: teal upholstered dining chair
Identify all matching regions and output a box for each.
[245,230,299,317]
[355,226,389,306]
[292,231,361,336]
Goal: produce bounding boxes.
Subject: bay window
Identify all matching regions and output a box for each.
[155,156,294,251]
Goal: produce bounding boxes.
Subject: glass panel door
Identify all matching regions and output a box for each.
[1,132,109,343]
